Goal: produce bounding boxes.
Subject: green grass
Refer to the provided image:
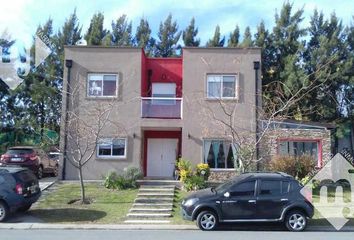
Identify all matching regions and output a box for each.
[30,182,138,224]
[171,189,193,225]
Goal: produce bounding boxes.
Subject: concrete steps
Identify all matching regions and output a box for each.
[124,182,176,224]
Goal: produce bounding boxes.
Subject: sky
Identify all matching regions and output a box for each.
[0,0,353,48]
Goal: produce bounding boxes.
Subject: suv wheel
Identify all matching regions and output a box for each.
[285,210,307,231]
[37,166,43,179]
[196,210,218,231]
[0,201,9,222]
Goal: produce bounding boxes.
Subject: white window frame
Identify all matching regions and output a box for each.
[202,138,236,170]
[206,74,238,100]
[96,138,127,159]
[87,73,118,98]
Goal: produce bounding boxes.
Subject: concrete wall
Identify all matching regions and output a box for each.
[60,46,142,180]
[181,47,262,171]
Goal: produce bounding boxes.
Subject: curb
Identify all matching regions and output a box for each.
[0,224,197,230]
[0,223,353,231]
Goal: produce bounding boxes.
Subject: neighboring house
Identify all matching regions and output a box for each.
[59,46,332,180]
[259,119,334,168]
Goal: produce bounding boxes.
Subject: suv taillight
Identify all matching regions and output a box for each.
[0,154,9,162]
[15,184,24,195]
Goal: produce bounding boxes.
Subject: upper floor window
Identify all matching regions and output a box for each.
[207,74,237,99]
[88,74,118,97]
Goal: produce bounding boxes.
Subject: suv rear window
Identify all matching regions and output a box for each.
[6,149,34,154]
[15,170,37,183]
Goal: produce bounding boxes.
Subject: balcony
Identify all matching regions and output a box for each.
[141,97,182,119]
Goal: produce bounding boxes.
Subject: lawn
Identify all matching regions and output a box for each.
[30,182,138,224]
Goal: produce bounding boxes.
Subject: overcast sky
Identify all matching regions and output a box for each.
[0,0,353,47]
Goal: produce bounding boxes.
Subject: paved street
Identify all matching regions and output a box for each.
[0,229,353,240]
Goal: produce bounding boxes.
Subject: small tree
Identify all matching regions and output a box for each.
[62,79,119,203]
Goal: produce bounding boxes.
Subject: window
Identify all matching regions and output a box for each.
[230,181,256,197]
[207,74,237,99]
[97,138,126,158]
[278,140,318,161]
[281,181,290,194]
[152,83,176,105]
[259,180,281,196]
[203,139,237,169]
[88,74,117,97]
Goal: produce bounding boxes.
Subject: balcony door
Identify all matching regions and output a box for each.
[152,83,176,105]
[147,138,178,178]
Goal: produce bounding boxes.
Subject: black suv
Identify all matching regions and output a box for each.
[0,167,41,222]
[181,172,314,231]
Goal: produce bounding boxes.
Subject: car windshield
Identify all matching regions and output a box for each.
[6,149,34,155]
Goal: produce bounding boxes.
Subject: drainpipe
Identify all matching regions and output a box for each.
[62,59,72,180]
[253,61,260,170]
[147,69,152,96]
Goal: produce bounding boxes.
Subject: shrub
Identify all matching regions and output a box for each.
[268,154,316,179]
[196,163,210,180]
[104,171,119,189]
[103,166,143,190]
[184,175,207,191]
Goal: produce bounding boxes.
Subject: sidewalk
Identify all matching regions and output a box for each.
[0,223,353,231]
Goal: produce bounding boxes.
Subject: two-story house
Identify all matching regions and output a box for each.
[59,46,332,180]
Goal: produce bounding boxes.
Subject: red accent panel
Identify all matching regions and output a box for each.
[143,130,182,176]
[141,56,183,97]
[276,138,323,168]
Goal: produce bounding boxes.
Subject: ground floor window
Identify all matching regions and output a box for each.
[97,138,127,158]
[203,139,237,169]
[278,140,319,161]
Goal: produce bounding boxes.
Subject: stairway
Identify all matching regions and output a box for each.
[124,183,176,224]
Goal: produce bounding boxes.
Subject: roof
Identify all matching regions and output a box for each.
[8,146,37,149]
[240,171,294,180]
[0,166,27,173]
[281,119,335,129]
[261,119,335,130]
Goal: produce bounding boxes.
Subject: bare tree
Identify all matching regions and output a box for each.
[61,74,137,204]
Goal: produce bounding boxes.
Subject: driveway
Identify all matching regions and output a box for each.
[5,177,57,223]
[39,177,57,191]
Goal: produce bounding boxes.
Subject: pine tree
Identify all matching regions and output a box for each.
[240,26,253,47]
[84,12,107,45]
[155,14,181,57]
[206,25,225,47]
[111,15,133,46]
[135,18,155,55]
[263,2,307,119]
[227,25,240,47]
[182,18,200,47]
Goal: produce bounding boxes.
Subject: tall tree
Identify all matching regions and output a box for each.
[134,17,155,55]
[240,26,253,47]
[182,18,200,47]
[155,14,181,57]
[227,25,240,47]
[262,2,307,119]
[206,25,225,47]
[111,15,133,46]
[84,12,107,45]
